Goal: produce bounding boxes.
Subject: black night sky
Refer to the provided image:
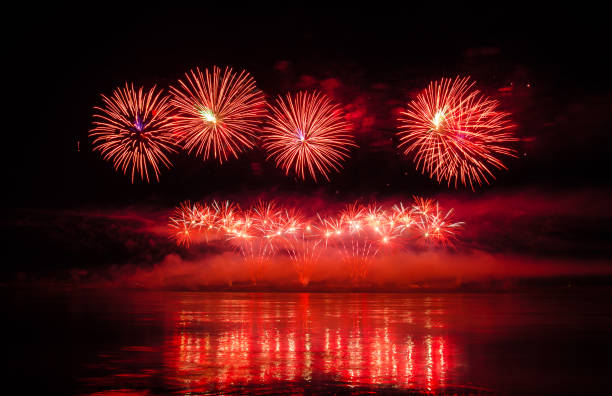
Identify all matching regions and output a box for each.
[4,7,612,280]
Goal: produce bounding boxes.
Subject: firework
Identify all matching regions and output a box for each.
[263,91,356,181]
[190,202,217,234]
[267,207,322,286]
[413,199,464,246]
[168,197,464,283]
[212,200,241,233]
[228,210,275,285]
[412,197,436,217]
[341,238,378,282]
[390,202,416,233]
[251,200,282,233]
[285,232,323,286]
[168,201,200,246]
[340,202,366,233]
[343,202,400,280]
[170,66,266,163]
[90,83,177,182]
[397,77,516,189]
[340,212,378,281]
[319,215,344,243]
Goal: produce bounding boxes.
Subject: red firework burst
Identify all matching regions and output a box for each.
[90,84,177,182]
[168,201,199,246]
[414,200,463,247]
[170,66,266,163]
[262,91,356,181]
[167,197,465,284]
[397,77,517,189]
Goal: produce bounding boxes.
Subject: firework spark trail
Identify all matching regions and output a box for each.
[169,202,197,247]
[168,197,463,284]
[390,202,417,233]
[170,66,266,163]
[285,229,323,287]
[270,208,321,286]
[169,201,218,246]
[212,200,242,233]
[91,84,178,182]
[413,200,464,247]
[337,202,400,281]
[263,91,356,182]
[340,237,379,282]
[227,210,275,285]
[397,77,517,189]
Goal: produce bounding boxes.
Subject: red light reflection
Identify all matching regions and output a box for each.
[165,294,455,392]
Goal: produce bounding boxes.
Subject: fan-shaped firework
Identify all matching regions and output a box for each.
[168,196,463,284]
[170,66,266,163]
[335,203,379,281]
[413,200,463,246]
[251,200,282,236]
[212,200,241,232]
[263,91,355,182]
[227,209,275,285]
[168,201,200,246]
[397,77,516,189]
[90,84,177,182]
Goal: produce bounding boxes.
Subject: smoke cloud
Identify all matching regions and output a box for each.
[6,187,612,290]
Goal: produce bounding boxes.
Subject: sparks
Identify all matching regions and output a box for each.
[170,66,266,163]
[90,83,178,183]
[262,91,356,182]
[397,76,517,189]
[168,197,464,284]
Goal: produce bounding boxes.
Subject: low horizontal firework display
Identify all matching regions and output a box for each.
[90,66,516,188]
[169,197,463,286]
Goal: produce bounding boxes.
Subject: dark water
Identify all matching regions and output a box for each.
[6,290,612,394]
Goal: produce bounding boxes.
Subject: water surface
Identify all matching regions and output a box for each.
[7,290,612,394]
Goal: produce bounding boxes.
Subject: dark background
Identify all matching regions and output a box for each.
[6,6,611,207]
[3,6,612,280]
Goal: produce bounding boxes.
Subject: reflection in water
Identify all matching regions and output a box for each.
[12,290,612,394]
[167,294,457,393]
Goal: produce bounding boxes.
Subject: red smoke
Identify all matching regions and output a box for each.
[12,188,612,290]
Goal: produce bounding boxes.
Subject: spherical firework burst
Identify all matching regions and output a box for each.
[262,91,356,182]
[90,84,177,182]
[397,77,517,189]
[170,66,266,163]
